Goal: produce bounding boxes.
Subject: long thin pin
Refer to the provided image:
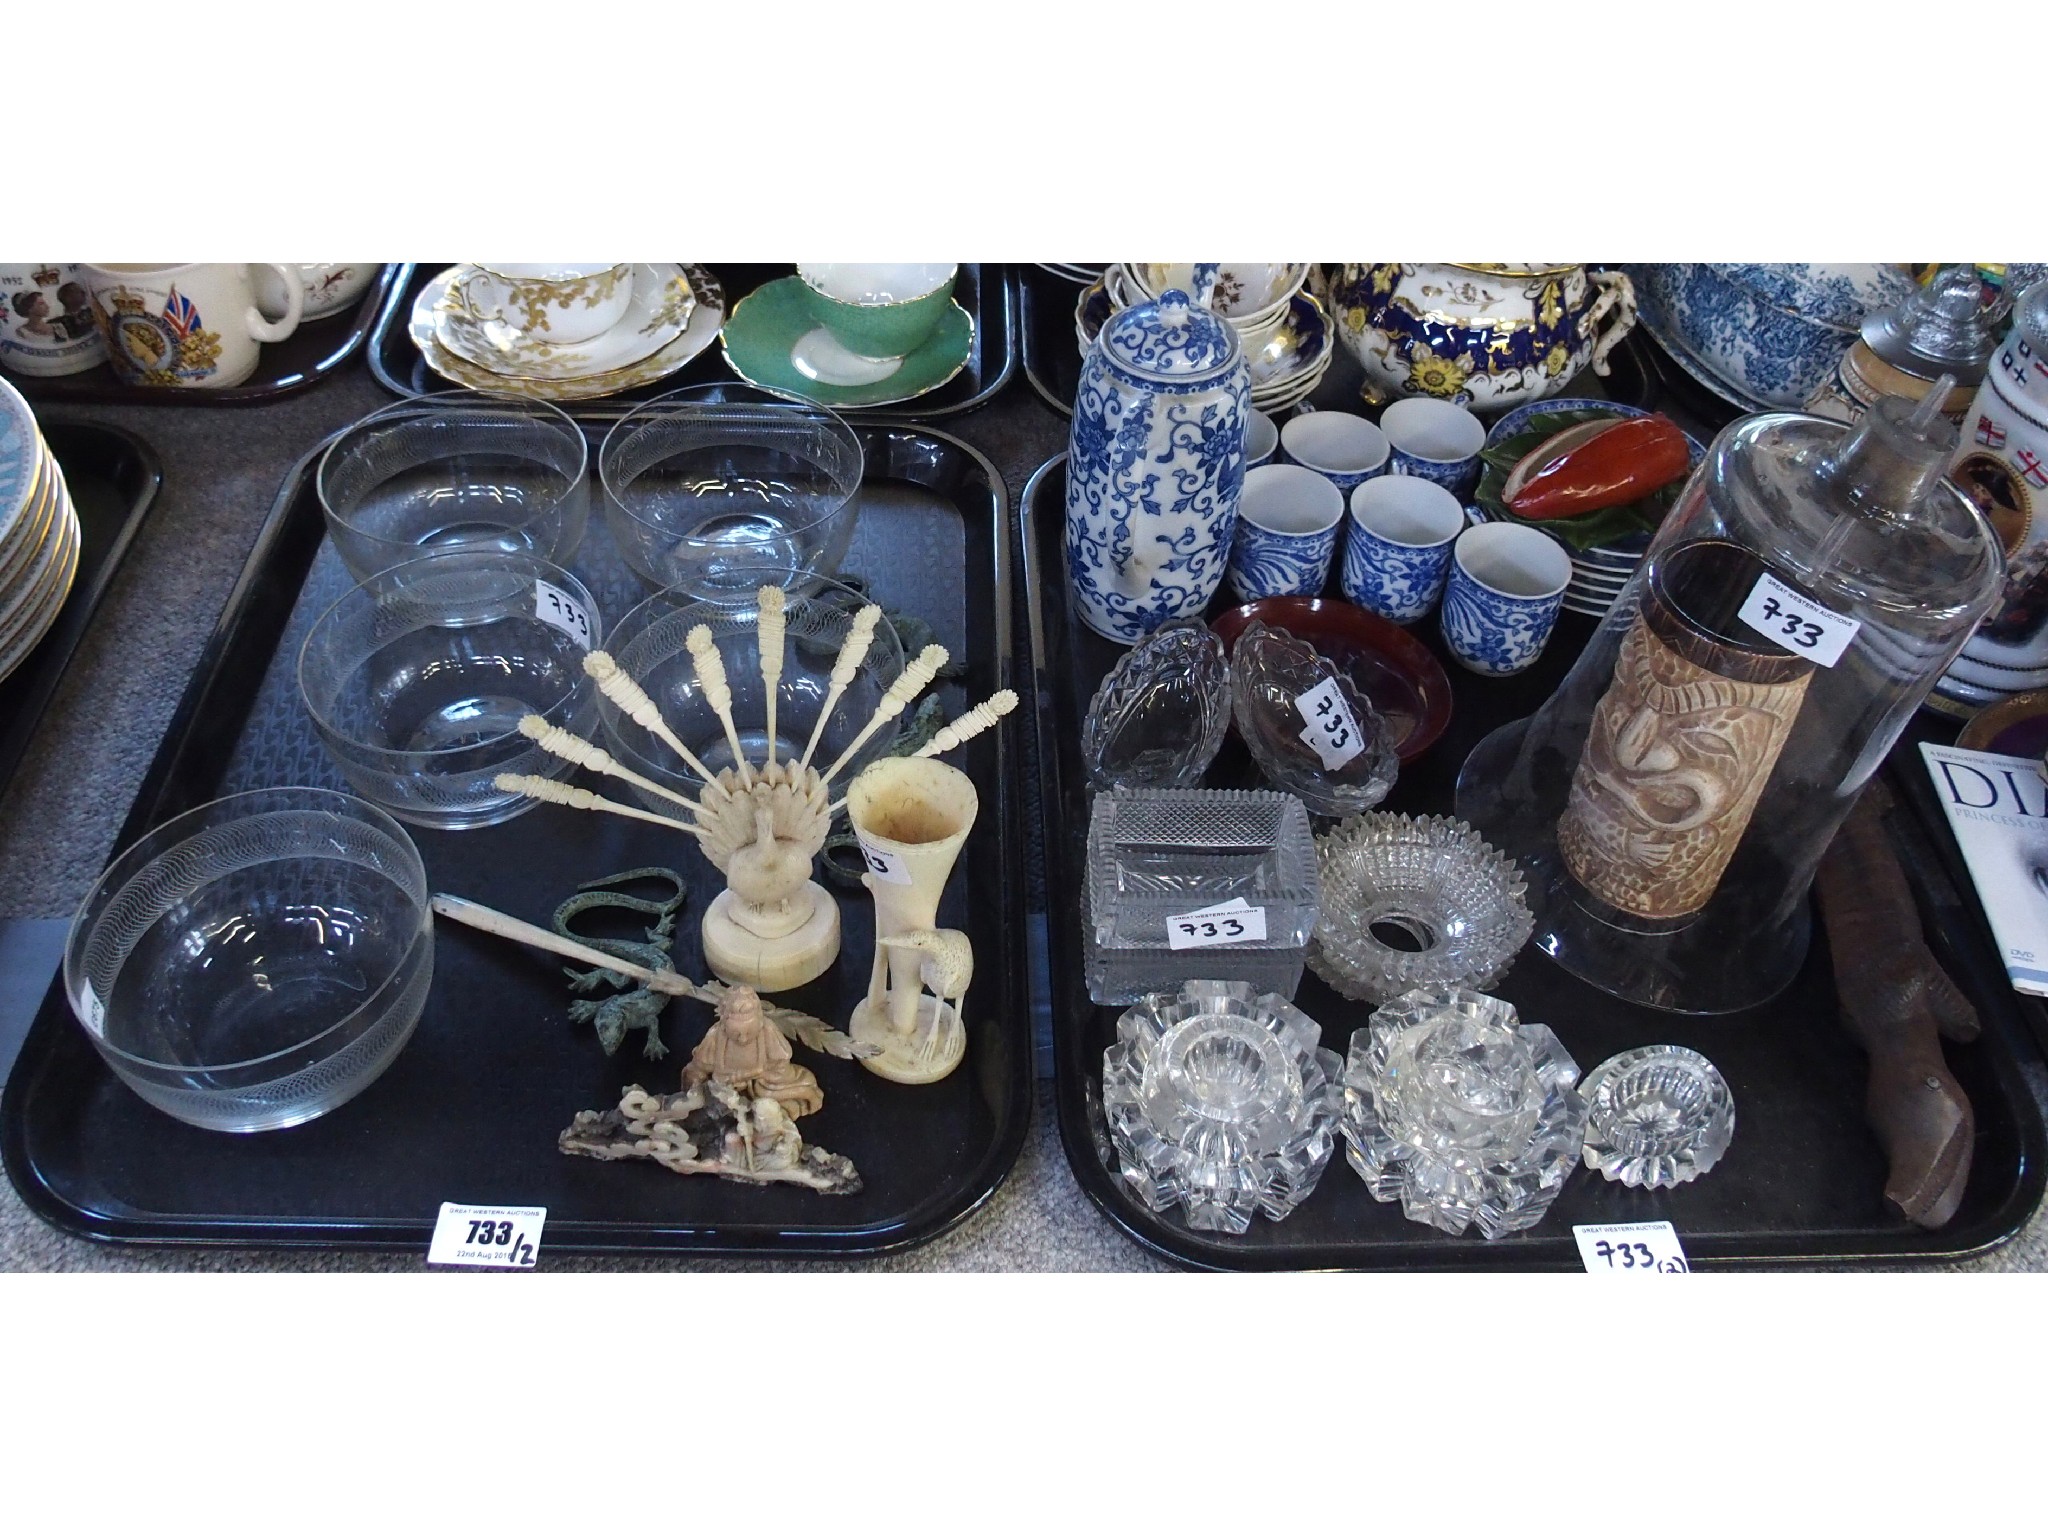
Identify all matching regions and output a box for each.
[797,605,882,772]
[583,651,723,786]
[686,624,754,789]
[494,773,707,842]
[819,643,948,789]
[517,716,702,817]
[757,586,786,768]
[826,689,1017,815]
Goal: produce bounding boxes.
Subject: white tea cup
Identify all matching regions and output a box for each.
[80,263,304,388]
[454,263,633,346]
[0,263,105,377]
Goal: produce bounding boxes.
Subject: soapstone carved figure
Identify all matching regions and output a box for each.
[682,983,824,1119]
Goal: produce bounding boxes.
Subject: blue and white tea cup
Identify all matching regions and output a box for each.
[1225,464,1346,602]
[1438,523,1573,676]
[1279,410,1389,498]
[1340,476,1466,623]
[1245,408,1279,470]
[1381,397,1486,499]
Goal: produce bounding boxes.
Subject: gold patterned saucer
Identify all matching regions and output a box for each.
[410,266,725,401]
[428,262,698,381]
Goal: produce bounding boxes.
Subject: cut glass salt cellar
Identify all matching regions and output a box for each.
[1340,988,1586,1239]
[1084,788,1319,1004]
[1309,813,1532,1005]
[1081,616,1231,791]
[1102,980,1341,1234]
[1579,1045,1734,1189]
[1229,621,1396,817]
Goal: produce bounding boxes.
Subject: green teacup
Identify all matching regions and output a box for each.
[794,263,957,359]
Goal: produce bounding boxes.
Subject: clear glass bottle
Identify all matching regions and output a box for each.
[1456,391,2005,1013]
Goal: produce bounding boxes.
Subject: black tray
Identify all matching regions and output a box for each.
[1,421,1031,1258]
[1021,453,2048,1270]
[9,267,406,407]
[370,264,1016,421]
[0,422,162,798]
[1018,265,1086,417]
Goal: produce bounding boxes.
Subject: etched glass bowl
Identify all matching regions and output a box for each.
[1102,980,1341,1234]
[1228,620,1397,816]
[1309,812,1532,1004]
[1340,988,1586,1239]
[1081,616,1231,791]
[1580,1045,1735,1188]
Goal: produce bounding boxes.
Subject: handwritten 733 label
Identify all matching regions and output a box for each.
[1294,677,1366,771]
[857,837,913,886]
[427,1203,546,1269]
[1737,573,1859,668]
[1573,1220,1690,1275]
[1165,897,1270,951]
[534,579,594,651]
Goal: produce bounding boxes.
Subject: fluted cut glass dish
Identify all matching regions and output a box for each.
[1229,621,1396,816]
[1341,988,1586,1239]
[1081,616,1231,791]
[1084,788,1320,1004]
[1309,813,1533,1004]
[1102,980,1342,1234]
[1580,1045,1735,1188]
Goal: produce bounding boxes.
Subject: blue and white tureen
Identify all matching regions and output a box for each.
[1065,288,1250,645]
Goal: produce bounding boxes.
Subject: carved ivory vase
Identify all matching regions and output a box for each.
[846,757,977,1084]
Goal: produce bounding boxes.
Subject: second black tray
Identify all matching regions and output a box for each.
[2,421,1031,1258]
[371,264,1016,421]
[1022,453,2048,1270]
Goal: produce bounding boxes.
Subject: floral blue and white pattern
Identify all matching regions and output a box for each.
[1438,563,1564,676]
[1627,264,1880,410]
[1066,292,1250,644]
[1389,449,1478,499]
[1341,517,1454,623]
[1227,516,1339,602]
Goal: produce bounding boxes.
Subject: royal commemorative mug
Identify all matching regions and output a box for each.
[80,263,304,388]
[0,263,105,377]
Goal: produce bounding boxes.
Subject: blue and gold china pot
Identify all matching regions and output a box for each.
[1326,263,1637,411]
[1065,289,1250,645]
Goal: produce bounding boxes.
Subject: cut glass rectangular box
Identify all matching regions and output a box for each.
[1084,788,1320,1004]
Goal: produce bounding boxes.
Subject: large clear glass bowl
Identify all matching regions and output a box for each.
[599,382,864,598]
[316,396,590,581]
[63,786,433,1133]
[298,549,602,830]
[596,572,904,807]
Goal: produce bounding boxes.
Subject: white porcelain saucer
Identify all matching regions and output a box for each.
[422,263,699,381]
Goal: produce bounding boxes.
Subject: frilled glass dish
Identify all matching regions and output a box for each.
[1084,788,1320,1004]
[1309,813,1532,1004]
[1102,980,1341,1234]
[1081,617,1231,791]
[1229,621,1397,817]
[1340,988,1586,1239]
[1580,1045,1734,1189]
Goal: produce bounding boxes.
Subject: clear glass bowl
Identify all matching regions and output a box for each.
[1101,980,1341,1234]
[599,382,864,598]
[1341,988,1586,1239]
[316,396,590,581]
[63,786,433,1133]
[1084,788,1320,1004]
[596,573,904,806]
[1080,616,1230,791]
[1580,1045,1735,1188]
[298,549,602,830]
[1228,621,1397,817]
[1309,812,1533,1004]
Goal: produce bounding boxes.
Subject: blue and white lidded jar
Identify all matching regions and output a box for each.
[1065,289,1250,645]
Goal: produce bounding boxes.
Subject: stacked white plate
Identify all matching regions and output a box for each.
[1073,262,1334,411]
[0,376,82,687]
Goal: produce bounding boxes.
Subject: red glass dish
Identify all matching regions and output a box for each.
[1211,596,1453,763]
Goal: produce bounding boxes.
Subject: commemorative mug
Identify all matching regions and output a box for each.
[80,262,304,388]
[0,263,106,377]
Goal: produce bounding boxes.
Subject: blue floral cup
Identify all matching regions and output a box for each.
[1226,464,1345,602]
[1438,523,1573,675]
[1381,397,1485,500]
[1279,410,1389,498]
[1340,476,1466,623]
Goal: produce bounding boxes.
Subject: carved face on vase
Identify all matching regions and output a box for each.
[1558,612,1811,922]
